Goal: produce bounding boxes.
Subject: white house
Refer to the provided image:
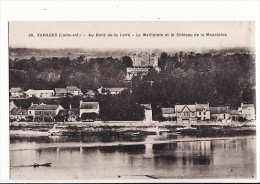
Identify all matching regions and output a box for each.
[79,101,100,118]
[67,86,82,96]
[175,104,197,123]
[24,89,36,98]
[28,103,64,121]
[238,103,255,120]
[195,102,210,121]
[35,90,55,98]
[10,87,23,98]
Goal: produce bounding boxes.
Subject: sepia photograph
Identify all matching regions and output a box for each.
[7,21,257,180]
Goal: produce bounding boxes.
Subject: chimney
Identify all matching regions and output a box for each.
[69,104,72,110]
[31,102,34,106]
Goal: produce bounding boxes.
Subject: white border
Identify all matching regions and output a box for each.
[1,0,259,183]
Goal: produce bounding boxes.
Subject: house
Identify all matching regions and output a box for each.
[9,101,18,112]
[97,86,127,95]
[28,103,64,122]
[24,89,55,98]
[55,88,68,97]
[24,89,36,98]
[67,86,82,96]
[105,87,127,95]
[125,67,150,80]
[140,104,153,122]
[175,104,196,123]
[56,104,80,122]
[161,108,176,121]
[195,102,210,121]
[238,103,255,120]
[228,109,242,121]
[85,90,95,98]
[10,108,28,121]
[79,101,99,120]
[35,90,55,98]
[10,87,23,98]
[210,106,230,122]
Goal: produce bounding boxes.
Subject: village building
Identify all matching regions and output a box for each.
[125,67,150,80]
[79,101,100,120]
[161,108,176,121]
[97,86,127,95]
[35,90,55,98]
[195,102,210,121]
[28,103,64,122]
[24,89,36,98]
[85,90,95,98]
[24,89,55,98]
[10,108,28,121]
[130,51,159,68]
[66,86,82,96]
[9,101,18,112]
[9,87,24,98]
[55,88,68,97]
[238,103,255,120]
[175,104,197,123]
[56,105,80,122]
[209,106,230,122]
[140,104,153,122]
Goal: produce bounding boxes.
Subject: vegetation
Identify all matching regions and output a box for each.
[10,49,255,121]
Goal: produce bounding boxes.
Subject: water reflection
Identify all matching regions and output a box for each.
[10,136,256,179]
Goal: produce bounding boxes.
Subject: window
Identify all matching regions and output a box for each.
[204,112,206,115]
[199,112,201,115]
[29,111,31,114]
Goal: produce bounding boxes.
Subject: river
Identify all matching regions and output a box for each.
[10,134,256,179]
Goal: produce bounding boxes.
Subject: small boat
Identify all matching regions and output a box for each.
[132,132,141,136]
[33,163,52,167]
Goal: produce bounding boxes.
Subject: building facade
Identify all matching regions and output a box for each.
[28,103,64,121]
[175,105,196,123]
[195,103,210,121]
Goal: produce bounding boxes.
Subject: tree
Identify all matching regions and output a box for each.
[122,56,133,67]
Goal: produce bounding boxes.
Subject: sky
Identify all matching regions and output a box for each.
[9,21,255,50]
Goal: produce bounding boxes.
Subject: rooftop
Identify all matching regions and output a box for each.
[28,103,62,110]
[10,87,23,93]
[67,86,81,91]
[10,108,28,116]
[80,102,99,109]
[175,105,196,112]
[161,108,175,114]
[55,88,68,94]
[195,103,209,111]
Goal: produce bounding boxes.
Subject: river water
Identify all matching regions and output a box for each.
[10,134,256,179]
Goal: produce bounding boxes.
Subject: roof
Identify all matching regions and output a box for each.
[140,104,152,110]
[195,103,209,111]
[55,88,68,94]
[80,102,99,109]
[105,87,127,92]
[210,107,229,114]
[24,89,35,94]
[161,108,175,114]
[10,87,23,93]
[35,90,54,93]
[86,90,95,95]
[241,104,254,109]
[227,109,241,115]
[175,105,196,112]
[67,86,81,91]
[10,108,28,116]
[28,103,61,110]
